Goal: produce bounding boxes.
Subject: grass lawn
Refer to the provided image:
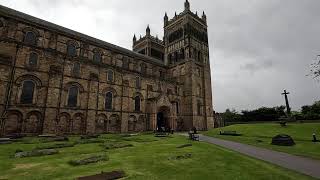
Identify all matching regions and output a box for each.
[204,123,320,160]
[0,133,315,180]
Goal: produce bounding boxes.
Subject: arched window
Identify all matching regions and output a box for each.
[196,68,201,76]
[135,76,141,89]
[174,51,178,62]
[24,31,37,45]
[168,54,172,64]
[67,43,77,57]
[28,52,38,67]
[159,70,164,79]
[198,51,202,62]
[20,80,35,104]
[172,69,176,77]
[140,63,147,75]
[197,101,202,115]
[67,86,78,107]
[181,48,185,59]
[176,102,180,114]
[180,67,185,75]
[174,101,179,114]
[72,62,80,76]
[134,96,141,112]
[122,58,129,69]
[93,51,102,63]
[107,70,114,82]
[175,86,179,94]
[105,92,113,110]
[197,85,202,96]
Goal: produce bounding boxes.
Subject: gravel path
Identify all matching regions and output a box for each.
[199,134,320,179]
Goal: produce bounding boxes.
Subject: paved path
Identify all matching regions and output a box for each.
[198,135,320,179]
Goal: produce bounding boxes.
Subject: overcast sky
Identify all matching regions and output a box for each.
[0,0,319,112]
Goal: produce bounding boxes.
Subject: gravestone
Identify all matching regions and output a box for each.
[271,134,295,146]
[77,170,125,180]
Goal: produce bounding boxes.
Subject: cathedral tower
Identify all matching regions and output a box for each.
[163,0,214,130]
[132,0,214,130]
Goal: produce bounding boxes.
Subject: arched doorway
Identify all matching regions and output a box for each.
[5,111,23,135]
[157,106,170,131]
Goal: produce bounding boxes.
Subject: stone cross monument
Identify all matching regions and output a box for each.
[281,90,291,115]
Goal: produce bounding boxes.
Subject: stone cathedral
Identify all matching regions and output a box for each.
[0,0,214,136]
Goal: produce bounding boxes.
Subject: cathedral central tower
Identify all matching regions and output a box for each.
[133,0,214,130]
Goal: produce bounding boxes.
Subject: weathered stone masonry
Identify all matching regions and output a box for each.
[0,0,214,136]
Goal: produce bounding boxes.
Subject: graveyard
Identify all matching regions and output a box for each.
[205,123,320,159]
[0,133,315,180]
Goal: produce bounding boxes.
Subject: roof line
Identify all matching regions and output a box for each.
[0,4,165,66]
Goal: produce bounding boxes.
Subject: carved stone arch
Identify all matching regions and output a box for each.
[133,92,144,100]
[92,48,103,63]
[25,50,41,68]
[72,113,85,134]
[109,114,120,133]
[156,93,171,109]
[136,115,145,131]
[24,111,42,134]
[128,115,136,132]
[15,74,42,87]
[95,113,107,134]
[4,110,23,135]
[64,82,85,92]
[102,87,117,97]
[16,74,42,104]
[22,27,40,37]
[57,112,71,134]
[66,40,79,57]
[66,40,80,48]
[93,47,103,54]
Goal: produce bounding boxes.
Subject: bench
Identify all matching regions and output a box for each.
[188,132,199,141]
[219,131,241,136]
[279,121,287,127]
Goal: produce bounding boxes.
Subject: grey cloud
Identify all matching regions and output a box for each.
[241,60,274,74]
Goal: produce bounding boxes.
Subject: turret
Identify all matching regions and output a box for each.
[133,34,136,44]
[202,11,207,23]
[184,0,190,11]
[146,25,150,36]
[164,12,168,26]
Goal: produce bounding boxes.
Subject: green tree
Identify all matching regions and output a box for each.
[221,109,241,122]
[309,55,320,80]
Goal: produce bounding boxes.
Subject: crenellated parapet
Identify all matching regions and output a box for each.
[164,0,207,28]
[132,25,164,61]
